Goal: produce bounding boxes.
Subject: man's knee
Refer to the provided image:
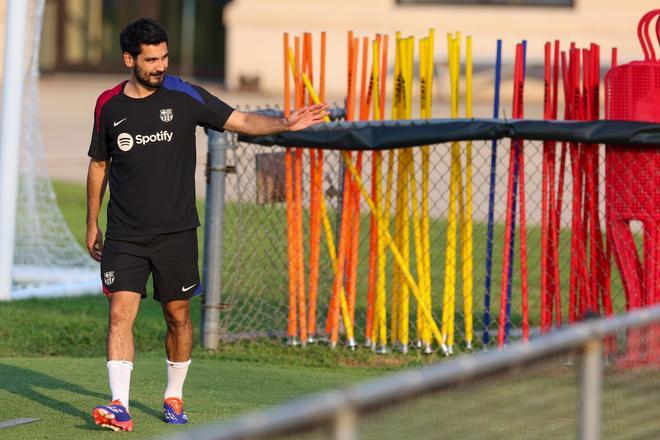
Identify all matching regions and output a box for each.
[109,308,137,332]
[164,301,191,328]
[108,292,141,331]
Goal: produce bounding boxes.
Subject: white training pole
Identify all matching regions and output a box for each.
[0,0,30,300]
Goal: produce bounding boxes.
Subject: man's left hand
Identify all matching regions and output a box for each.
[286,104,330,131]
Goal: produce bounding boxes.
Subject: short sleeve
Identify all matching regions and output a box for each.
[87,83,124,160]
[88,99,110,160]
[190,84,235,131]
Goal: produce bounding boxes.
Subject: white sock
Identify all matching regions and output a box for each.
[107,360,133,411]
[164,359,191,400]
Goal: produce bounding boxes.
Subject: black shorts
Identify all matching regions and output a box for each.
[100,229,202,303]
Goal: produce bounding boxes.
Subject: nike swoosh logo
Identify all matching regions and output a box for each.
[113,118,127,127]
[181,284,197,292]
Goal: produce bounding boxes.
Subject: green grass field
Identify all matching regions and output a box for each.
[1,180,657,439]
[0,356,386,439]
[0,181,430,439]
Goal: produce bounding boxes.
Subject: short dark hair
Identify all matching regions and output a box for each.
[119,18,168,58]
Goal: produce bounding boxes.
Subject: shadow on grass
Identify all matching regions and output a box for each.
[0,363,160,430]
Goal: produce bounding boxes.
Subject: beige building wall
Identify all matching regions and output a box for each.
[225,0,656,100]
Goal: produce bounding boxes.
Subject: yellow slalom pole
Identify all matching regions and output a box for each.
[461,36,475,349]
[372,37,388,351]
[390,35,403,346]
[301,74,330,122]
[383,146,395,349]
[450,32,464,353]
[405,37,414,117]
[410,38,429,348]
[398,36,415,352]
[442,33,461,355]
[368,36,385,350]
[375,151,389,350]
[409,149,425,351]
[421,29,435,350]
[383,33,400,350]
[372,38,387,352]
[393,150,405,348]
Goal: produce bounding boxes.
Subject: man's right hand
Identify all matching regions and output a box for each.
[87,224,104,261]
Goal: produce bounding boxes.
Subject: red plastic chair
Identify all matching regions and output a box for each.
[605,9,660,366]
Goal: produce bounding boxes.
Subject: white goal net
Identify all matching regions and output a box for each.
[7,0,99,299]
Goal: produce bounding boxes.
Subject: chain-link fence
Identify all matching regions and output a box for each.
[200,119,660,353]
[163,306,660,440]
[217,141,595,347]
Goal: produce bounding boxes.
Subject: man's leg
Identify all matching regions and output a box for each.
[162,299,192,399]
[92,290,141,431]
[107,291,142,409]
[151,229,198,424]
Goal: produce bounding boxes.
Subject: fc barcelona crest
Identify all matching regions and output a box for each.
[104,271,115,285]
[160,108,174,122]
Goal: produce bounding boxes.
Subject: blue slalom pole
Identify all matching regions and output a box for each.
[504,40,527,344]
[482,39,502,345]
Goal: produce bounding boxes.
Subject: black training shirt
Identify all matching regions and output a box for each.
[88,75,234,238]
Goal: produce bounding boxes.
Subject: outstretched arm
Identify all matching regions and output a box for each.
[86,158,110,261]
[223,103,329,136]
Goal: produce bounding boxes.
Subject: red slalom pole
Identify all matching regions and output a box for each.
[541,42,552,333]
[497,43,524,347]
[517,43,530,342]
[550,40,562,327]
[566,46,584,322]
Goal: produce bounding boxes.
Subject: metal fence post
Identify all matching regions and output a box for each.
[332,407,357,440]
[201,129,229,350]
[579,337,603,440]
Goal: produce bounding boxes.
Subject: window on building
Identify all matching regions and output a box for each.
[41,0,230,80]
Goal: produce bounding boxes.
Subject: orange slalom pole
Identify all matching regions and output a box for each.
[358,36,369,119]
[305,32,322,343]
[293,36,307,344]
[325,32,354,337]
[320,32,326,101]
[346,36,370,328]
[283,33,298,344]
[325,32,353,337]
[343,36,361,344]
[307,32,326,340]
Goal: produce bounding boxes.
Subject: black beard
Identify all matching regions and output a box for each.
[133,66,164,89]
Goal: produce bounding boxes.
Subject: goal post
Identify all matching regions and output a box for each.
[0,0,99,301]
[0,0,30,300]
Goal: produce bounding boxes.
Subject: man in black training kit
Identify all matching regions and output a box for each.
[87,18,327,432]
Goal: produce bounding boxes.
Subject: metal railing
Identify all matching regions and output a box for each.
[167,305,660,440]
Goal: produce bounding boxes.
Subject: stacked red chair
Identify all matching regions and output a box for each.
[605,9,660,366]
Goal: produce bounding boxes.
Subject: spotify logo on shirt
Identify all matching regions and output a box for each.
[117,131,173,152]
[117,133,134,151]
